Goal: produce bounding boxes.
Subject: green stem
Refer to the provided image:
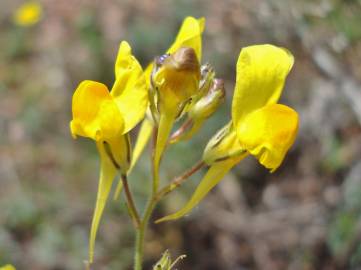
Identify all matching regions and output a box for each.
[134,127,159,270]
[134,198,156,270]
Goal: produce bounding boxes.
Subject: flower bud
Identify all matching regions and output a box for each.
[152,47,201,114]
[189,78,225,119]
[169,79,225,144]
[181,63,215,113]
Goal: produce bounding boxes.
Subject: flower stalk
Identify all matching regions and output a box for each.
[121,174,141,228]
[155,161,205,201]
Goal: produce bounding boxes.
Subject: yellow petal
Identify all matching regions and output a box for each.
[89,142,118,263]
[70,80,124,141]
[155,157,245,223]
[232,44,294,126]
[0,265,16,270]
[237,104,299,172]
[167,17,205,61]
[111,41,148,134]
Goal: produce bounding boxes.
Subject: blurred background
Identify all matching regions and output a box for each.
[1,0,361,269]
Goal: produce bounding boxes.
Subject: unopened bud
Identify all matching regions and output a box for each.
[169,79,225,144]
[189,78,225,119]
[178,63,216,118]
[152,47,201,114]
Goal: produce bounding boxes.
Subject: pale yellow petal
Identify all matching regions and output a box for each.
[232,44,294,126]
[89,142,118,263]
[237,104,299,172]
[111,41,148,134]
[70,80,124,141]
[155,157,245,223]
[167,17,205,61]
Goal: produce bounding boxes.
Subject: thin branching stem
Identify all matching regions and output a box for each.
[155,160,205,202]
[121,174,141,228]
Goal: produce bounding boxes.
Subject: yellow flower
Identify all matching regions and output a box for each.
[13,2,42,27]
[0,265,16,270]
[131,17,205,172]
[157,44,299,223]
[70,41,148,262]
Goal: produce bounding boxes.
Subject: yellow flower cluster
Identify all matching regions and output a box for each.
[70,16,299,262]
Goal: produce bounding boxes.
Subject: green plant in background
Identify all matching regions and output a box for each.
[70,16,299,270]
